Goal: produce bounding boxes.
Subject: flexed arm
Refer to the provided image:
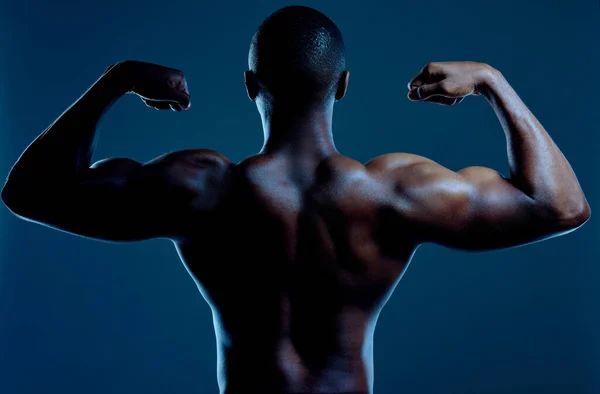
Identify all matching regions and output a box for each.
[368,62,590,250]
[1,61,229,242]
[2,61,190,190]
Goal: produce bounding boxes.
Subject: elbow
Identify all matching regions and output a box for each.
[575,201,591,225]
[553,199,591,229]
[2,183,19,214]
[1,183,31,218]
[1,183,13,209]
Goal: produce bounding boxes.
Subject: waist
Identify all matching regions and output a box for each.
[217,343,371,394]
[225,391,368,394]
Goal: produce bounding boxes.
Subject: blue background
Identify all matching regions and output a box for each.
[0,1,598,393]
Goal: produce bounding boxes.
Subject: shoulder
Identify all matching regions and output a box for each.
[364,153,470,202]
[143,149,233,183]
[364,153,441,178]
[147,148,232,169]
[365,153,435,170]
[148,149,234,194]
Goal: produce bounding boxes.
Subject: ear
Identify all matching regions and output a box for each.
[335,71,349,101]
[244,70,259,101]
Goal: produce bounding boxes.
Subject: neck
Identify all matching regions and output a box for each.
[258,98,338,159]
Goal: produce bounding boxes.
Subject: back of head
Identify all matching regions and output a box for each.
[249,6,346,103]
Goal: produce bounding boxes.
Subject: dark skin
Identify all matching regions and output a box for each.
[1,59,591,394]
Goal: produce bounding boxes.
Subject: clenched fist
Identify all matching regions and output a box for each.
[407,61,494,106]
[107,60,191,112]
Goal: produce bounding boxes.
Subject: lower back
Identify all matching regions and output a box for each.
[215,314,374,394]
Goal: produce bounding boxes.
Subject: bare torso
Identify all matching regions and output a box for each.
[1,59,589,394]
[175,152,415,393]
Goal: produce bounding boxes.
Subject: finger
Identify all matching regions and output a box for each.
[407,78,424,90]
[169,103,183,112]
[408,82,453,101]
[139,76,191,108]
[142,90,190,109]
[407,63,443,90]
[168,77,192,109]
[162,91,191,110]
[178,94,191,110]
[424,96,464,106]
[143,99,171,110]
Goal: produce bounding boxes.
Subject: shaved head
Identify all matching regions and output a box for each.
[248,6,346,103]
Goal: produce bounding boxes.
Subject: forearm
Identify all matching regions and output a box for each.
[480,67,590,220]
[3,63,131,195]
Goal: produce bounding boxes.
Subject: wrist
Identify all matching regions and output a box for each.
[475,64,504,98]
[101,61,135,95]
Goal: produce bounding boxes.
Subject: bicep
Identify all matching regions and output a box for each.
[378,156,567,251]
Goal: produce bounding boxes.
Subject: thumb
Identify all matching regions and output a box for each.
[174,92,191,110]
[408,82,446,101]
[169,79,191,109]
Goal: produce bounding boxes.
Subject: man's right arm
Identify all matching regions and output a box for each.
[0,61,222,242]
[368,62,590,251]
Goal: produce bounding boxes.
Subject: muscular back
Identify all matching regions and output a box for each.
[3,144,586,393]
[177,153,414,392]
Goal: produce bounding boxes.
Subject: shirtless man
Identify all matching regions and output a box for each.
[1,5,590,394]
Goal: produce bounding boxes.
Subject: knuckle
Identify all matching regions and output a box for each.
[439,80,451,91]
[423,62,437,73]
